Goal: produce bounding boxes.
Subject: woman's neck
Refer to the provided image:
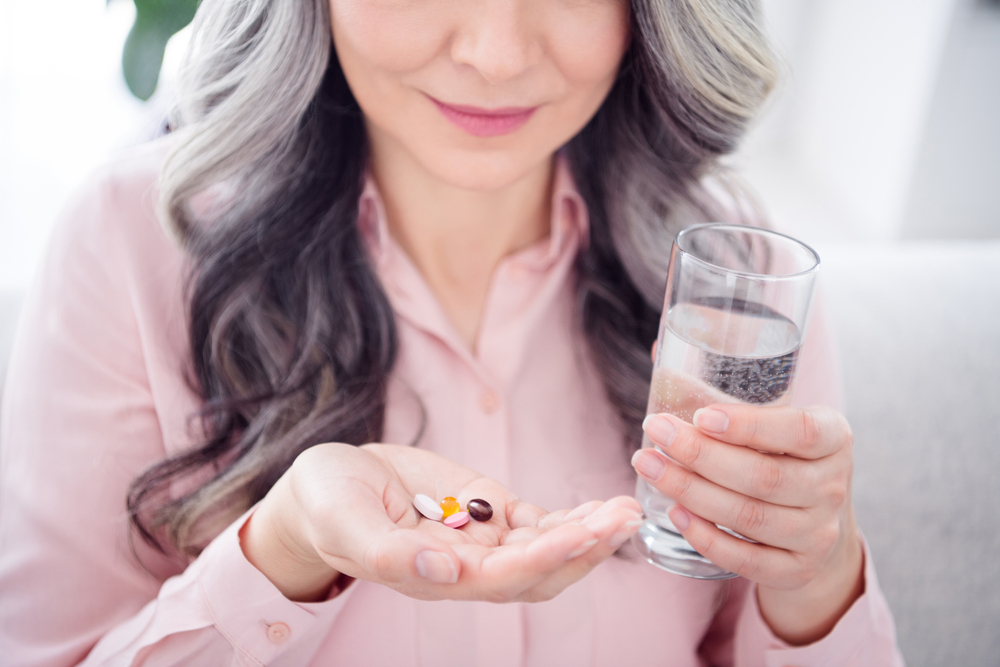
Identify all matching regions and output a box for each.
[368,128,554,351]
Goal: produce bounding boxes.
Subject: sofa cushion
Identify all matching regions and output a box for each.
[821,241,1000,667]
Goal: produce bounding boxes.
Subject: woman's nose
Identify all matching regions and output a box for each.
[450,0,541,85]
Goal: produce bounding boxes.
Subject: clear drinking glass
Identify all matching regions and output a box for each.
[632,223,820,579]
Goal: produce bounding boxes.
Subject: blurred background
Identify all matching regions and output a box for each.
[2,0,999,290]
[0,0,998,665]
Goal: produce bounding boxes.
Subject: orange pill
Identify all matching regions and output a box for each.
[440,497,461,519]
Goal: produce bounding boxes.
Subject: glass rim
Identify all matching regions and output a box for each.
[675,223,821,280]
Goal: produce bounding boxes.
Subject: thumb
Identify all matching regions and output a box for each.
[309,477,461,586]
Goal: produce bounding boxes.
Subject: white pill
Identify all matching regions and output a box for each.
[413,494,444,521]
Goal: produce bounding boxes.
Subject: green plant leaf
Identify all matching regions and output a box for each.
[122,0,199,101]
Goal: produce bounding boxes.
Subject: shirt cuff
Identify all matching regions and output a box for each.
[734,532,903,667]
[196,504,357,665]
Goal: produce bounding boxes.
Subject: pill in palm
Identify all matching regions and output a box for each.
[440,496,461,518]
[467,499,493,522]
[413,494,444,521]
[443,511,470,528]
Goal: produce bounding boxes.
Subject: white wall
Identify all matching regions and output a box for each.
[738,0,968,243]
[901,0,1000,239]
[0,0,178,292]
[794,0,960,240]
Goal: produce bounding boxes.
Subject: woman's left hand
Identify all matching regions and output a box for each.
[632,404,865,645]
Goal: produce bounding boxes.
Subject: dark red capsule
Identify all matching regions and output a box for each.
[467,498,493,522]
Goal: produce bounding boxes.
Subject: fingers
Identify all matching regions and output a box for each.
[430,497,642,604]
[634,407,855,592]
[667,506,824,590]
[312,478,461,586]
[638,415,826,507]
[543,500,603,528]
[688,404,852,459]
[506,498,556,530]
[564,496,643,561]
[489,497,639,581]
[632,449,814,549]
[398,522,597,602]
[525,499,604,532]
[517,497,644,602]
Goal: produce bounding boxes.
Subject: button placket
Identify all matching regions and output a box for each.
[463,375,512,488]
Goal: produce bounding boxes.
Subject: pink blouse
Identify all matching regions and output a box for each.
[0,138,903,666]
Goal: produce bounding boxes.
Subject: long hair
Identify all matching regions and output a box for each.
[127,0,777,556]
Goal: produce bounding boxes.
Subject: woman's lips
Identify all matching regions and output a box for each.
[428,96,537,138]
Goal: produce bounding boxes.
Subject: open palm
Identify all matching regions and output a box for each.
[287,442,643,603]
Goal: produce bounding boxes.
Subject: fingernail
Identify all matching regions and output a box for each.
[693,408,729,433]
[609,519,645,549]
[415,551,458,584]
[669,506,691,531]
[566,539,599,561]
[631,449,667,482]
[642,414,676,449]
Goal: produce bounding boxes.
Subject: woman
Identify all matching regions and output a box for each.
[0,0,903,664]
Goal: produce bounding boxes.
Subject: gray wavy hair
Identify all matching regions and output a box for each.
[129,0,777,556]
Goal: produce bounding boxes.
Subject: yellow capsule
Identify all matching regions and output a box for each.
[440,496,461,519]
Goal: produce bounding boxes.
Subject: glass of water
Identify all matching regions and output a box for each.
[632,223,820,579]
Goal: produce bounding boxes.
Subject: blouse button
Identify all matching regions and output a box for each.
[479,390,500,414]
[266,622,291,644]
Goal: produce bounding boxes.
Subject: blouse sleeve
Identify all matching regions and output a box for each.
[0,161,353,666]
[726,533,904,667]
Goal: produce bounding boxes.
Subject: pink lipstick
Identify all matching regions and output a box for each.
[428,96,537,138]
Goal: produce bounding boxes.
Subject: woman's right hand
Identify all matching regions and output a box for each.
[240,442,643,603]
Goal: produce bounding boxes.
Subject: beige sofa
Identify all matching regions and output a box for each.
[819,240,1000,666]
[2,240,998,665]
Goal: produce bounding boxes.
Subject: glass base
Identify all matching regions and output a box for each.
[632,521,738,580]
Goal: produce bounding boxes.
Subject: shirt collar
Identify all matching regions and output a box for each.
[357,151,589,269]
